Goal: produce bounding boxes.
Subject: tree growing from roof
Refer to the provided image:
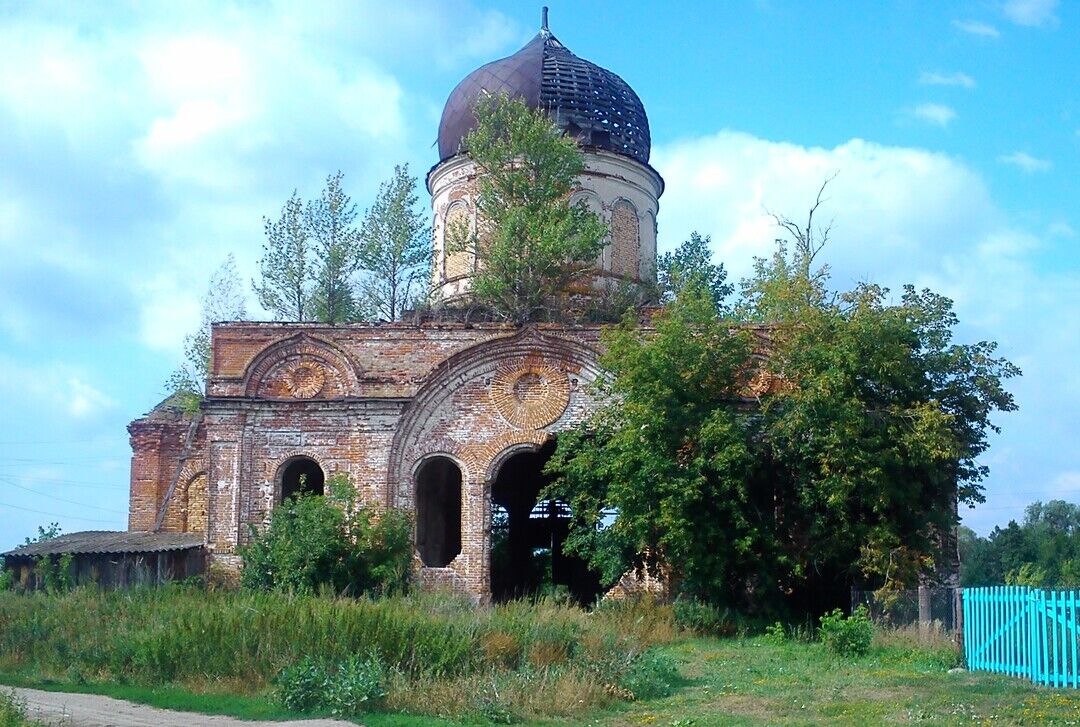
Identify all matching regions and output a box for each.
[452,93,607,323]
[657,231,733,312]
[253,172,365,324]
[254,190,313,322]
[308,171,363,324]
[358,164,432,321]
[547,190,1019,614]
[168,254,247,409]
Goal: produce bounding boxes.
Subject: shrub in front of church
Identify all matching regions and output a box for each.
[275,653,388,716]
[239,473,412,596]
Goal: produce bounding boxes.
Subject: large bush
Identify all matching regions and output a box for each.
[240,473,412,596]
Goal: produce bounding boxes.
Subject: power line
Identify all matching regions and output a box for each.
[0,500,119,525]
[0,438,125,445]
[0,456,123,463]
[0,478,128,515]
[0,474,127,490]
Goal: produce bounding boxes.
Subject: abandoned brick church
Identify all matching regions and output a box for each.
[126,15,665,603]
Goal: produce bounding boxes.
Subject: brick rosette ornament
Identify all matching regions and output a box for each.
[283,361,326,399]
[489,358,571,429]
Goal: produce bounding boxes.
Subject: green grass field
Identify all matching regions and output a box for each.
[5,635,1080,725]
[3,588,1080,725]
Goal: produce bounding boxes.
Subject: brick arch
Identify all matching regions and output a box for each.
[473,431,553,484]
[385,327,603,506]
[161,460,207,534]
[242,333,361,399]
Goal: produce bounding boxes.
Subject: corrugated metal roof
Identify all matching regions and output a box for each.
[2,531,205,558]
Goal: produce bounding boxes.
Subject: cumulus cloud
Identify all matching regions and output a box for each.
[0,357,117,422]
[909,103,957,127]
[651,130,1080,534]
[999,151,1053,173]
[919,71,976,89]
[0,1,512,360]
[953,19,1001,37]
[1003,0,1059,27]
[66,378,118,419]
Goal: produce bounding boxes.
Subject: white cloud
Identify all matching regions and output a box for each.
[918,71,976,89]
[67,378,117,419]
[1003,0,1059,27]
[910,103,957,127]
[651,130,1080,533]
[0,357,117,421]
[953,19,1001,37]
[134,274,202,353]
[998,151,1053,173]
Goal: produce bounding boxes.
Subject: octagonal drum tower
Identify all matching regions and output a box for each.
[428,10,664,302]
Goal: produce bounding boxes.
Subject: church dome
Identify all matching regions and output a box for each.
[436,11,651,165]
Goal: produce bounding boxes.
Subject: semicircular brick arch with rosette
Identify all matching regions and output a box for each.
[385,327,604,508]
[243,333,362,400]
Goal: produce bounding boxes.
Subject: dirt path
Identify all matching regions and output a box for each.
[10,687,358,727]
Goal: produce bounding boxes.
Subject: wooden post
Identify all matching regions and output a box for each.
[955,587,964,655]
[918,583,932,644]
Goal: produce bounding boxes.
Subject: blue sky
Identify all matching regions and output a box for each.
[0,0,1077,551]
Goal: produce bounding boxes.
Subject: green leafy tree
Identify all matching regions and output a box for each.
[168,254,247,407]
[240,474,412,596]
[254,190,314,321]
[358,164,432,320]
[454,94,607,323]
[546,287,757,599]
[550,190,1019,613]
[657,231,733,312]
[308,171,363,324]
[960,500,1080,587]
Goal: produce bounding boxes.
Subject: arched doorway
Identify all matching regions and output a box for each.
[415,456,462,567]
[490,439,600,604]
[279,456,325,502]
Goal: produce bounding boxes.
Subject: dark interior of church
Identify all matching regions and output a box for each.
[490,439,601,604]
[415,456,463,567]
[279,456,325,502]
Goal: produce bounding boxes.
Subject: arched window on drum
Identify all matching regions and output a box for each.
[443,201,472,280]
[609,199,640,279]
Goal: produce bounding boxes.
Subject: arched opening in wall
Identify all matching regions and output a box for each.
[415,456,463,567]
[490,438,601,604]
[279,456,325,502]
[182,474,208,534]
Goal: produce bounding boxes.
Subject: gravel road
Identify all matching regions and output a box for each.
[8,687,358,727]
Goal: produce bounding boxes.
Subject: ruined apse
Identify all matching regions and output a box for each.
[127,14,664,603]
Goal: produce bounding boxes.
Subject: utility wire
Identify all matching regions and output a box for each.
[0,500,119,525]
[0,478,128,515]
[0,474,127,489]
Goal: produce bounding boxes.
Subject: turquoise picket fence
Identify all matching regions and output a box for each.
[964,586,1080,687]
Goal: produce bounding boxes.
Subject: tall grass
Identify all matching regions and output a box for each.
[0,587,679,720]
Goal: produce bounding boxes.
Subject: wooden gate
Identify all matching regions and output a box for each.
[964,586,1080,687]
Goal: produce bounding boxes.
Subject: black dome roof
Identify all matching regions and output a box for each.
[437,19,651,165]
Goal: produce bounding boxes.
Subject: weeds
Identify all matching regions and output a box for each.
[0,689,34,727]
[0,587,682,720]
